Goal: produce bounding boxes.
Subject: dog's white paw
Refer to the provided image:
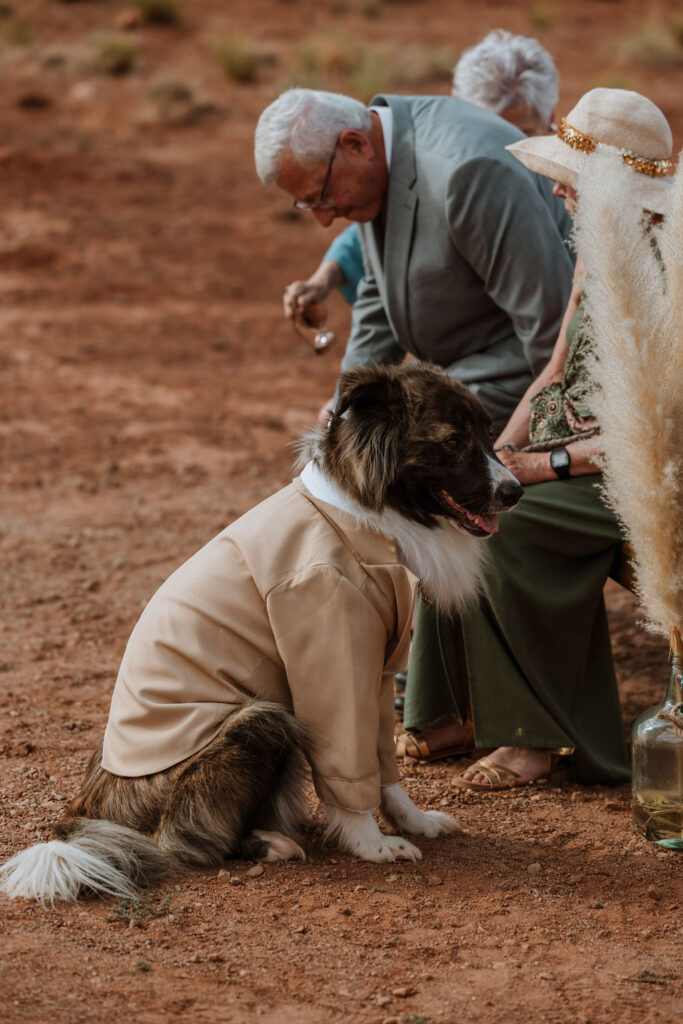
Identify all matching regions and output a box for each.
[252,829,306,862]
[401,810,461,838]
[356,834,423,863]
[380,784,461,838]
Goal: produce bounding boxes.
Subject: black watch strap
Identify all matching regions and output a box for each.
[550,447,571,479]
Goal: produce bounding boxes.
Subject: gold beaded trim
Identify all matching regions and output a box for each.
[557,117,672,178]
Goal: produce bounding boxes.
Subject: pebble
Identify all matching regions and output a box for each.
[385,874,399,882]
[376,995,391,1006]
[217,869,229,878]
[427,874,443,886]
[381,1017,401,1024]
[293,925,306,934]
[391,986,416,998]
[527,862,543,875]
[206,953,224,963]
[647,885,663,901]
[246,865,264,878]
[229,876,243,886]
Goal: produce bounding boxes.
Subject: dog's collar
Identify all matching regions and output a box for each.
[300,460,362,519]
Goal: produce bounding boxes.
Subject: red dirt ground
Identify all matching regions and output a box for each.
[1,2,681,1022]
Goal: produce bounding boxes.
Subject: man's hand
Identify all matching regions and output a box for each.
[283,280,329,320]
[495,448,553,485]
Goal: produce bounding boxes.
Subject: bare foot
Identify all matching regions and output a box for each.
[460,746,552,786]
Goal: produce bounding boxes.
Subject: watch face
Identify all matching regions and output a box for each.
[550,448,570,476]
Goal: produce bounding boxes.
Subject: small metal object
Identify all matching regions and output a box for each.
[292,306,336,355]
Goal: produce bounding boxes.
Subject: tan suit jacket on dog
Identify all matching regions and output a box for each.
[102,478,418,812]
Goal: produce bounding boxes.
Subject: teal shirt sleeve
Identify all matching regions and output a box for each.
[324,225,364,305]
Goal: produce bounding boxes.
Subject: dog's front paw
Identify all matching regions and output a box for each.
[403,810,461,838]
[357,834,423,863]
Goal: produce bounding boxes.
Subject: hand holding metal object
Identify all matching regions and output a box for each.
[292,302,336,355]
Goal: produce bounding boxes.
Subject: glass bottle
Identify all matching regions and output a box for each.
[631,629,683,849]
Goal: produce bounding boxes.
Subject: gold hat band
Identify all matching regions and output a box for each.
[557,117,672,178]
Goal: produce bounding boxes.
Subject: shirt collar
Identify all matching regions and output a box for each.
[369,105,392,170]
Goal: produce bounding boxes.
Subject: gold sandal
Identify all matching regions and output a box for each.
[395,716,474,763]
[453,748,573,791]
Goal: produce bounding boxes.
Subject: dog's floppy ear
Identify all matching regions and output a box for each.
[334,365,409,423]
[328,366,410,511]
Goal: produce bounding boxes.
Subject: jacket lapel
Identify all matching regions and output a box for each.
[370,95,418,352]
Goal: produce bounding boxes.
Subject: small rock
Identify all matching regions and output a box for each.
[527,862,542,875]
[377,995,391,1006]
[188,953,203,963]
[354,884,367,891]
[539,972,553,980]
[206,953,224,962]
[293,925,306,934]
[427,874,443,886]
[592,902,605,910]
[391,986,416,998]
[217,869,230,878]
[339,907,352,916]
[647,885,663,901]
[385,873,399,882]
[115,8,144,30]
[229,876,243,887]
[329,858,338,864]
[246,865,264,878]
[382,1018,401,1024]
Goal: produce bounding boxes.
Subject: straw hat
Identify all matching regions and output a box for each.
[506,88,673,213]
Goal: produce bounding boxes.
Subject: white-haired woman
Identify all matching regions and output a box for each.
[399,89,673,790]
[282,30,559,336]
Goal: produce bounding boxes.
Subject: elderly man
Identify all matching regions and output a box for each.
[255,88,573,433]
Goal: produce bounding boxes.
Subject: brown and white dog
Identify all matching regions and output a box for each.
[0,364,521,904]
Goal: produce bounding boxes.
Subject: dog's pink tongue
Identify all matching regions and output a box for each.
[468,511,499,535]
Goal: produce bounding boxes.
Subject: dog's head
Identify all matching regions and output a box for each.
[315,363,522,533]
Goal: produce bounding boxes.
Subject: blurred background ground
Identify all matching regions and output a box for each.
[0,2,681,1022]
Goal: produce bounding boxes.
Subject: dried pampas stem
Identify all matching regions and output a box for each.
[574,147,683,640]
[671,628,682,659]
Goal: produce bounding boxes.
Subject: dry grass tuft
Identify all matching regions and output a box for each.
[133,0,182,26]
[528,2,555,30]
[212,34,260,84]
[616,24,682,68]
[92,34,138,75]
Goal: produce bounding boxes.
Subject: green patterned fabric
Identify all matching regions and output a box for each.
[528,299,599,448]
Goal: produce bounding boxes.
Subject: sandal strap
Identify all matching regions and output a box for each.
[464,756,523,787]
[396,731,432,760]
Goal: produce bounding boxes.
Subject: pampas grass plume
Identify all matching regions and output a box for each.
[575,148,683,640]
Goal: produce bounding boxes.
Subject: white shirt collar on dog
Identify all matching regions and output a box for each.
[300,460,362,519]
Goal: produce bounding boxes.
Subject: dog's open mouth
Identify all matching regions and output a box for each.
[440,491,499,537]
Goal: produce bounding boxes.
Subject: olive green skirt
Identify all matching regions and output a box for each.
[404,475,630,784]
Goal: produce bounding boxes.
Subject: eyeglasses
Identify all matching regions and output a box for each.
[293,139,339,212]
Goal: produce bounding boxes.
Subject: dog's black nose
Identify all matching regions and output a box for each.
[496,478,524,508]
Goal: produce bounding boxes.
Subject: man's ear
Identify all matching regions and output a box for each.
[338,128,374,160]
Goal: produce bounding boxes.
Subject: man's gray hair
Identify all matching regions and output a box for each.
[453,29,558,125]
[254,88,372,185]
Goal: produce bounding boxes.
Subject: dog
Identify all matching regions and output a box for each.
[0,363,522,904]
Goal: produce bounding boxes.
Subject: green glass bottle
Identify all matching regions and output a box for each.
[631,629,683,849]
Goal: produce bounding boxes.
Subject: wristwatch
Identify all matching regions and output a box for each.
[550,447,571,479]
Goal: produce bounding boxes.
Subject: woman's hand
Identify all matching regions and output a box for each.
[495,448,553,485]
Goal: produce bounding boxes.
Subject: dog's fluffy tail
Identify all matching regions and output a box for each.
[0,818,173,906]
